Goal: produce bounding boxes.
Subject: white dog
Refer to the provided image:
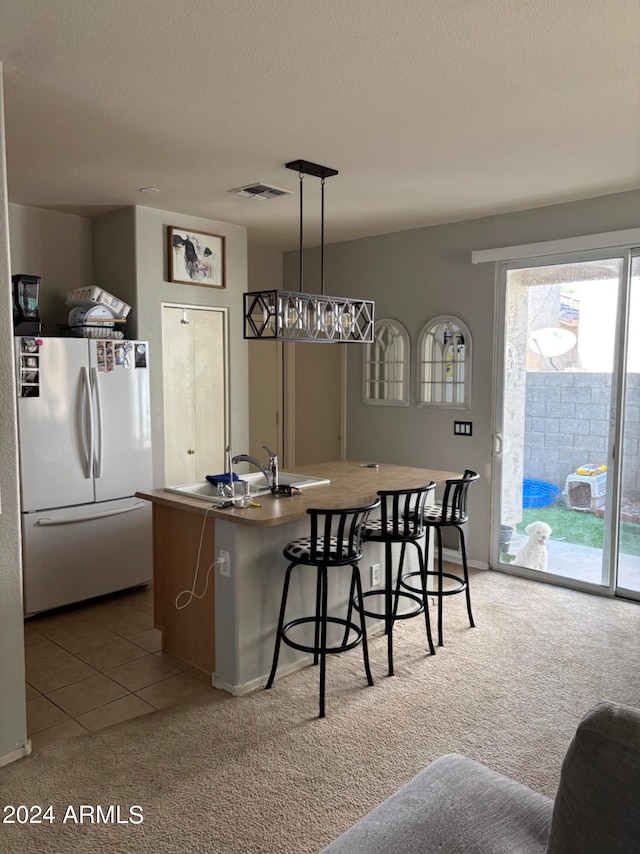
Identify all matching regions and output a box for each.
[514,521,552,571]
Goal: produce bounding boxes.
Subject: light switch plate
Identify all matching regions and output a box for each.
[454,420,473,436]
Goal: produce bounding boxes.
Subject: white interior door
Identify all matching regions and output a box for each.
[162,305,228,486]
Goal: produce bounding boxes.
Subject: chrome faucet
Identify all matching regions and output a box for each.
[232,445,279,491]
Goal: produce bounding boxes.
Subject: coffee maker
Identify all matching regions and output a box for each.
[12,274,42,335]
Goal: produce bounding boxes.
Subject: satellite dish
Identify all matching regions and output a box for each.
[528,327,576,358]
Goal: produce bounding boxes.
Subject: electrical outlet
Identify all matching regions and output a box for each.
[219,549,231,577]
[371,563,381,586]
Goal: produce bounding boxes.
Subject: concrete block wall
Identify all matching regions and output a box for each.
[524,372,640,502]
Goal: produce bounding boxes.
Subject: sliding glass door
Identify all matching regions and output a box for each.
[617,256,640,595]
[494,249,640,599]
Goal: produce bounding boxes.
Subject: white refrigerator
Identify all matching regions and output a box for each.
[15,336,153,615]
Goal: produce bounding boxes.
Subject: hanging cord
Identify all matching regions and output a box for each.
[320,176,325,296]
[174,506,222,610]
[298,171,304,293]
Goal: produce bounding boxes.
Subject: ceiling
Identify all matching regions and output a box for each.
[1,0,639,251]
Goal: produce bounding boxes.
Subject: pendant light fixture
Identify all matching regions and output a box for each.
[243,159,374,343]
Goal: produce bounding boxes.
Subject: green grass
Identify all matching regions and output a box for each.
[516,504,640,556]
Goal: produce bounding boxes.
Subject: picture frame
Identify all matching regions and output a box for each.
[168,226,226,288]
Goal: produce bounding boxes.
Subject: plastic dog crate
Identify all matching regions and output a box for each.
[564,472,607,512]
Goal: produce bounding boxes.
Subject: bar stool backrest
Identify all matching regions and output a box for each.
[306,499,381,565]
[437,469,480,525]
[377,482,436,540]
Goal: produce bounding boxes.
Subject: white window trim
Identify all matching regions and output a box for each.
[417,314,472,410]
[363,318,410,407]
[471,227,640,265]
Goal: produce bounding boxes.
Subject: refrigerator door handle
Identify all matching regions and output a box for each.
[91,367,104,478]
[81,367,94,478]
[34,502,147,526]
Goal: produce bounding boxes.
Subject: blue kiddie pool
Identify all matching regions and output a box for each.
[522,478,560,509]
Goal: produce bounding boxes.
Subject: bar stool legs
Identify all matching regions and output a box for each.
[421,525,475,648]
[362,537,434,677]
[412,540,436,658]
[403,470,479,648]
[265,562,373,718]
[318,565,328,717]
[359,483,437,676]
[458,527,475,631]
[265,500,379,718]
[354,568,374,690]
[266,562,296,689]
[384,541,431,676]
[384,542,394,675]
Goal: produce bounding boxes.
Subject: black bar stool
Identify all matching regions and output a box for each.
[265,499,380,718]
[402,470,479,647]
[357,483,437,676]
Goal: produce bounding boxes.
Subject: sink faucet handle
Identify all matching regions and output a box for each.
[262,445,278,490]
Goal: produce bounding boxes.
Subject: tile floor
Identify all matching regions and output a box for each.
[24,585,216,753]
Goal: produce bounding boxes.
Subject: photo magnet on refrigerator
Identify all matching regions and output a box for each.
[122,341,133,368]
[135,343,147,368]
[19,338,40,396]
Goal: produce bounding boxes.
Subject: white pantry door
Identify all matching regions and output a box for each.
[162,305,228,486]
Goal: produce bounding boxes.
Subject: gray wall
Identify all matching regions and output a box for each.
[8,203,92,332]
[132,206,249,487]
[92,207,137,333]
[0,63,29,765]
[284,188,640,565]
[247,244,283,461]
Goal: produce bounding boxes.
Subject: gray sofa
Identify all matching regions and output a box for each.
[321,700,640,853]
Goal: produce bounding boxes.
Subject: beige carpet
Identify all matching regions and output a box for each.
[2,569,639,853]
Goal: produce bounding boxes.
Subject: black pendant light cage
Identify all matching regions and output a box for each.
[243,288,374,342]
[243,159,374,343]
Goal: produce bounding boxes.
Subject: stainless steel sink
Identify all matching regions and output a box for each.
[164,471,330,503]
[163,481,231,504]
[239,470,330,495]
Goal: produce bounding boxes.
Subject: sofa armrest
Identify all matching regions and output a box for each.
[546,700,640,854]
[321,753,552,854]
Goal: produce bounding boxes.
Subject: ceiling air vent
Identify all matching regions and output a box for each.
[230,183,292,201]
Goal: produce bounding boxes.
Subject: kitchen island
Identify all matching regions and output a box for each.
[136,460,461,695]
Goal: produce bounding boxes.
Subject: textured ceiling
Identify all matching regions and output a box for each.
[1,0,639,250]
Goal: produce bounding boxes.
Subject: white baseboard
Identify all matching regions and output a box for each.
[214,617,388,696]
[441,547,489,570]
[213,655,314,697]
[0,740,31,767]
[211,565,489,699]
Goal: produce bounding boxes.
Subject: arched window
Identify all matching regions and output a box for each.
[417,315,471,408]
[363,319,410,406]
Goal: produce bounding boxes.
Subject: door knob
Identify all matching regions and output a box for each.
[187,448,196,455]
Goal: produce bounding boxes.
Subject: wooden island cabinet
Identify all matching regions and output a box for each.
[137,460,461,695]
